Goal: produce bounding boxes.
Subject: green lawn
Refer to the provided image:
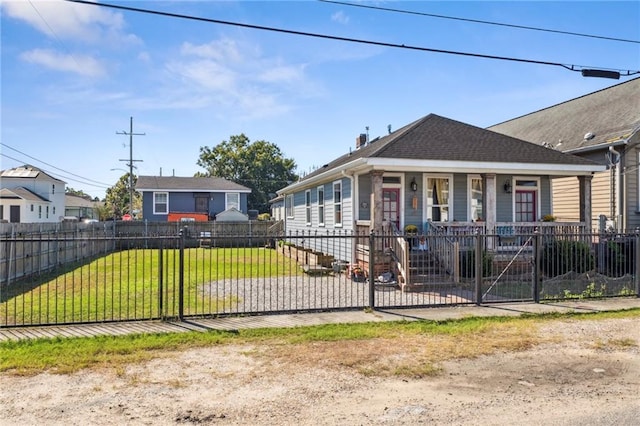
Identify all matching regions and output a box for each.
[1,247,301,325]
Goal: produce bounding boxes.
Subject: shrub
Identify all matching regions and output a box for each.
[459,249,493,278]
[257,213,271,221]
[541,240,594,277]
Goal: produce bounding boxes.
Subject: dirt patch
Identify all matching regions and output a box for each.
[2,317,639,425]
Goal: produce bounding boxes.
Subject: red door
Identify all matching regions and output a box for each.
[382,188,400,230]
[515,190,536,222]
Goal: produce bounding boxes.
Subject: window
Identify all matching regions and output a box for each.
[46,206,49,218]
[52,184,55,194]
[469,176,483,221]
[425,176,451,222]
[226,192,240,210]
[31,204,34,212]
[305,190,311,225]
[53,207,56,215]
[285,194,294,218]
[0,205,3,220]
[38,205,42,219]
[153,192,168,214]
[317,186,325,226]
[333,181,342,226]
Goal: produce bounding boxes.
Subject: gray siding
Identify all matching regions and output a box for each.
[453,174,467,221]
[284,177,353,263]
[403,173,422,230]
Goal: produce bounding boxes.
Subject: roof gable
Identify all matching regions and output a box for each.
[0,187,49,202]
[488,77,640,152]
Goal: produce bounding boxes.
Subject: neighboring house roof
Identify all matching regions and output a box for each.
[0,187,49,202]
[0,164,65,183]
[487,77,640,154]
[65,194,99,208]
[281,113,603,193]
[136,176,251,193]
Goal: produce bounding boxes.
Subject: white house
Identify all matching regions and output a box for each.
[0,165,66,223]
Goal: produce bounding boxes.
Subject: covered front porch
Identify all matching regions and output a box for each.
[353,170,596,290]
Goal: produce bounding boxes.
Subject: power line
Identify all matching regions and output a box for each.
[0,143,112,188]
[65,0,639,77]
[319,0,640,45]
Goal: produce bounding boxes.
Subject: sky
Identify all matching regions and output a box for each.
[1,0,639,200]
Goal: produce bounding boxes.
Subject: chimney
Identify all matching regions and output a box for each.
[356,133,367,149]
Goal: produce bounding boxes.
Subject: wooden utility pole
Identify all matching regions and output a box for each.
[116,117,145,218]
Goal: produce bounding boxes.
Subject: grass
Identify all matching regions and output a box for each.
[1,247,301,324]
[2,308,638,377]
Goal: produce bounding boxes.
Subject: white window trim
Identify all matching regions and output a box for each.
[317,185,325,227]
[512,176,541,222]
[467,174,483,222]
[422,174,454,223]
[225,192,240,210]
[305,189,312,226]
[333,180,343,227]
[286,194,294,219]
[153,192,169,215]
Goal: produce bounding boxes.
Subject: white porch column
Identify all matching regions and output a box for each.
[579,174,593,231]
[371,170,384,233]
[484,173,497,250]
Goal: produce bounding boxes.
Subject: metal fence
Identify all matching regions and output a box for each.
[1,228,638,327]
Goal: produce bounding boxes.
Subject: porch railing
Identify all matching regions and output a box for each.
[381,222,410,287]
[425,222,460,283]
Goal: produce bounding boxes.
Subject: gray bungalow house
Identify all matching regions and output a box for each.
[276,114,605,279]
[136,175,251,221]
[489,77,640,231]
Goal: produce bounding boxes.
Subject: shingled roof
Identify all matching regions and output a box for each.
[298,113,598,184]
[488,77,640,153]
[136,176,250,192]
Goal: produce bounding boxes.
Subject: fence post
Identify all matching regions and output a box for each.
[533,230,541,303]
[635,231,640,298]
[178,228,185,321]
[475,231,482,305]
[158,247,164,319]
[369,230,375,309]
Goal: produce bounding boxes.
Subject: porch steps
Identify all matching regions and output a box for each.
[400,251,454,292]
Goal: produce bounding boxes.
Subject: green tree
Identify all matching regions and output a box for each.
[197,134,297,213]
[105,173,142,219]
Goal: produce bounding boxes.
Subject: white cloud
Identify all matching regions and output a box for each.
[20,48,106,77]
[331,11,349,25]
[2,0,140,46]
[258,65,305,84]
[180,39,246,63]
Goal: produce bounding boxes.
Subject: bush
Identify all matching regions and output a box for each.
[601,238,635,277]
[459,249,493,278]
[541,240,594,277]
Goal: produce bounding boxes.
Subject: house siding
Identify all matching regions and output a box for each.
[141,191,248,221]
[284,177,353,264]
[625,139,640,230]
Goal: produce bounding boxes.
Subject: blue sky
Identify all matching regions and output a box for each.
[1,1,639,200]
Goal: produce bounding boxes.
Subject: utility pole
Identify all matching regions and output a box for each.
[116,117,145,218]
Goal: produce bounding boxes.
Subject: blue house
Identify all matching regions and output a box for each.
[136,175,251,221]
[276,114,604,286]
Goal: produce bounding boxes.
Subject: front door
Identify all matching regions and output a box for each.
[515,190,536,222]
[382,188,400,230]
[195,196,209,213]
[10,205,20,223]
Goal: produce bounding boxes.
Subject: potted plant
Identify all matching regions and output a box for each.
[404,224,418,235]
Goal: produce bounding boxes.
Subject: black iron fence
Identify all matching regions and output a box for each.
[1,228,638,327]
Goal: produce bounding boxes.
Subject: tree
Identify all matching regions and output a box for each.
[104,173,142,219]
[197,134,297,213]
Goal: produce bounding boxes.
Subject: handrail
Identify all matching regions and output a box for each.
[382,221,410,287]
[425,221,460,282]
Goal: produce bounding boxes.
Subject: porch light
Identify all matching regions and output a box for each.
[410,177,418,192]
[504,180,512,193]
